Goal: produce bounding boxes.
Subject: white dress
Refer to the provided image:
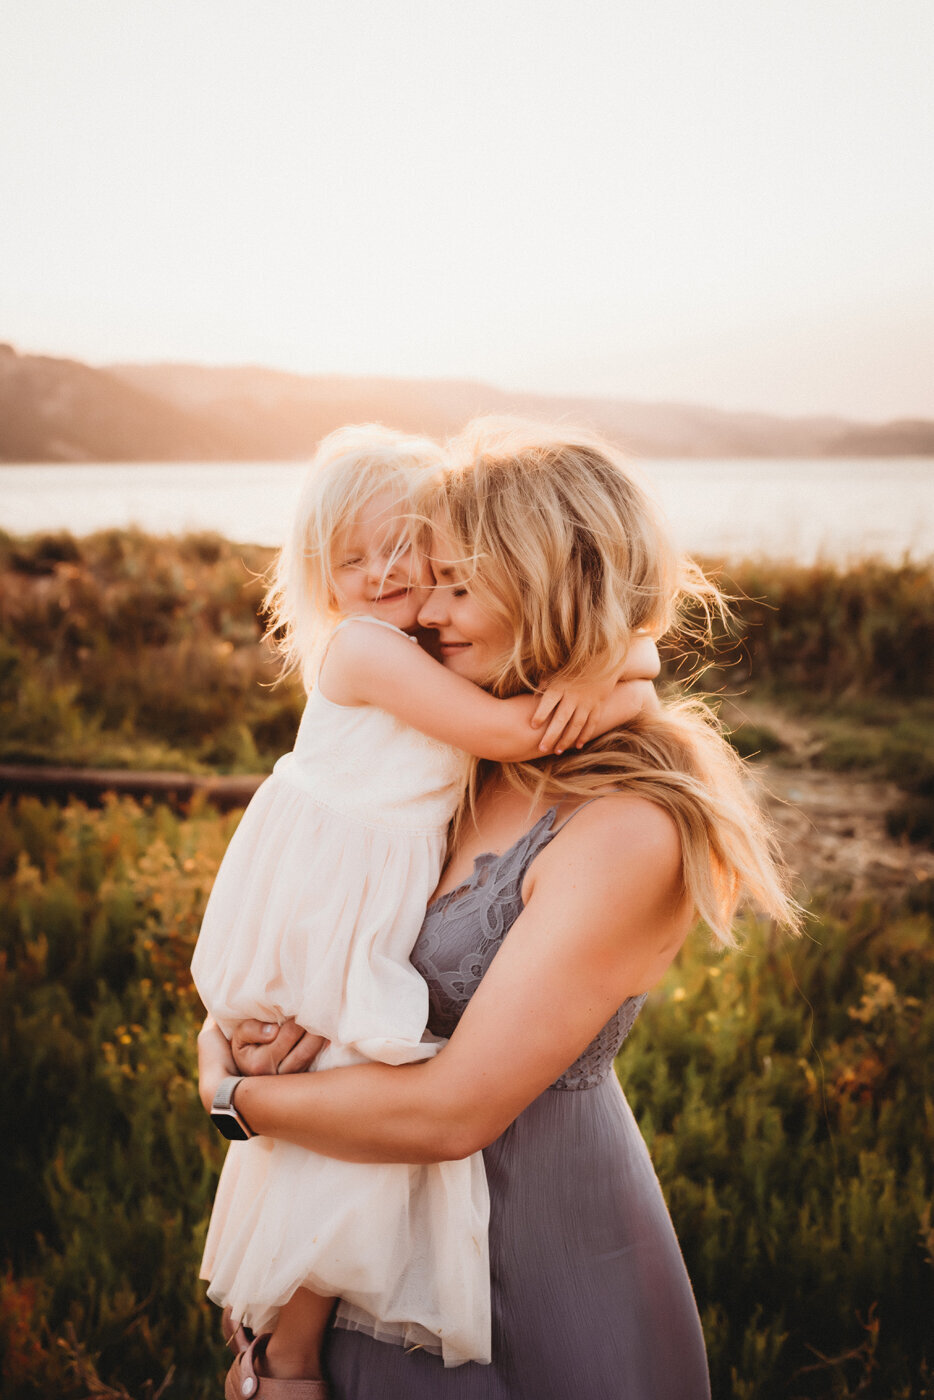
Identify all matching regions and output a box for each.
[191,617,490,1367]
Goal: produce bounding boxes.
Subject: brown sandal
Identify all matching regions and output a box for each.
[224,1332,330,1400]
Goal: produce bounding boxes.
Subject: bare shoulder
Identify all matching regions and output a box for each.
[514,794,692,992]
[526,794,685,909]
[554,794,681,872]
[328,618,417,663]
[321,619,421,692]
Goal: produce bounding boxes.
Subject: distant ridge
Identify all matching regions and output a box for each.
[2,344,933,462]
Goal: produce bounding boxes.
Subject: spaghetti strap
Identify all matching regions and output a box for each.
[551,795,606,834]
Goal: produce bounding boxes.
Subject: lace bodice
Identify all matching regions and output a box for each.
[411,807,647,1091]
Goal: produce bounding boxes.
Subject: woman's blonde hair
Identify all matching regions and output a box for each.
[264,424,445,690]
[425,417,799,945]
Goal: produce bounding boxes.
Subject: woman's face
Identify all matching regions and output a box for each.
[416,527,513,685]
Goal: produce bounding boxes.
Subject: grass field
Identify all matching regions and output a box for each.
[1,529,932,1398]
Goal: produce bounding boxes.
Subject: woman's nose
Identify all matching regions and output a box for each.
[417,588,447,628]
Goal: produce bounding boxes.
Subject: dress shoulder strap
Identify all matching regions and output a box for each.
[331,616,416,641]
[551,795,607,834]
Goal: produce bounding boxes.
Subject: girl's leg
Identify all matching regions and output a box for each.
[261,1288,336,1381]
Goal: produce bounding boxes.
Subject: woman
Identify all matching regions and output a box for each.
[198,420,796,1399]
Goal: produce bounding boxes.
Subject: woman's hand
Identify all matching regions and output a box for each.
[230,1018,327,1077]
[197,1015,239,1112]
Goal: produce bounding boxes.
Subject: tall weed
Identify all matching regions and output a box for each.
[0,797,931,1397]
[3,531,933,774]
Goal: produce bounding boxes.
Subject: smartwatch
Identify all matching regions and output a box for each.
[210,1076,255,1140]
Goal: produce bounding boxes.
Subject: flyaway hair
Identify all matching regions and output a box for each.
[422,418,799,945]
[263,424,445,690]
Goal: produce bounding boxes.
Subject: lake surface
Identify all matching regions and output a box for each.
[1,458,932,563]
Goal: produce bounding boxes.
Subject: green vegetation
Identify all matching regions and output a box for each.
[1,530,933,1396]
[0,795,930,1398]
[0,528,303,774]
[0,795,231,1398]
[675,555,934,845]
[3,529,933,782]
[698,555,934,700]
[621,898,934,1399]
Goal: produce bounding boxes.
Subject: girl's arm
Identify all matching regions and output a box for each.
[198,796,693,1163]
[318,623,659,761]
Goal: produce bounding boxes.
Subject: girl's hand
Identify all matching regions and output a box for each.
[197,1015,238,1112]
[230,1017,327,1077]
[532,676,618,753]
[532,633,662,752]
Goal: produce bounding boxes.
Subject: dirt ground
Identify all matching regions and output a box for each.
[731,699,934,901]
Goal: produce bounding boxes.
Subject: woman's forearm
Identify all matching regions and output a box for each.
[233,1057,479,1165]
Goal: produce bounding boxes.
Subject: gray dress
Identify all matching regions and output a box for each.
[324,807,710,1399]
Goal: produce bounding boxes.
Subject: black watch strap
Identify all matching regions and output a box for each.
[210,1076,255,1140]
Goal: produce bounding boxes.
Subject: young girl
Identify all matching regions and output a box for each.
[191,425,659,1397]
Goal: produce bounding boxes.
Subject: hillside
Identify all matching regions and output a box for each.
[3,343,933,461]
[0,344,238,462]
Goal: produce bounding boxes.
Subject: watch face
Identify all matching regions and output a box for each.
[210,1110,251,1141]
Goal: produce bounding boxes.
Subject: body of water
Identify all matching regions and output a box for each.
[1,458,933,563]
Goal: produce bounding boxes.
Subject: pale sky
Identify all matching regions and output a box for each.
[2,0,932,419]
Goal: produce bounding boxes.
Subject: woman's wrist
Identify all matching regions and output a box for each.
[197,1017,237,1112]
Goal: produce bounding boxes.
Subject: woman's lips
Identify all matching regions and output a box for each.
[439,640,471,653]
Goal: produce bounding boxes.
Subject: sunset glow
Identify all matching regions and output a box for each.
[2,0,932,417]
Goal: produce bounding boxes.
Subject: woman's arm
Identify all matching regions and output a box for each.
[318,623,659,761]
[198,796,692,1164]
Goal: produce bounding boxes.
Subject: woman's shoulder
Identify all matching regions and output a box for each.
[561,792,681,849]
[511,793,692,987]
[530,793,684,902]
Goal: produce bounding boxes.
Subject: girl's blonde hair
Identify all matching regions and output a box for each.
[264,424,445,690]
[425,417,799,945]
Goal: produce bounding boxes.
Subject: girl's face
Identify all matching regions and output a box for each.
[416,526,513,685]
[330,489,430,631]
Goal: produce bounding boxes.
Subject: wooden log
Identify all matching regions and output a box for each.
[0,764,263,812]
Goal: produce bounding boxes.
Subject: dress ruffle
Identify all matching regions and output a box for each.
[202,1137,490,1365]
[192,775,445,1060]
